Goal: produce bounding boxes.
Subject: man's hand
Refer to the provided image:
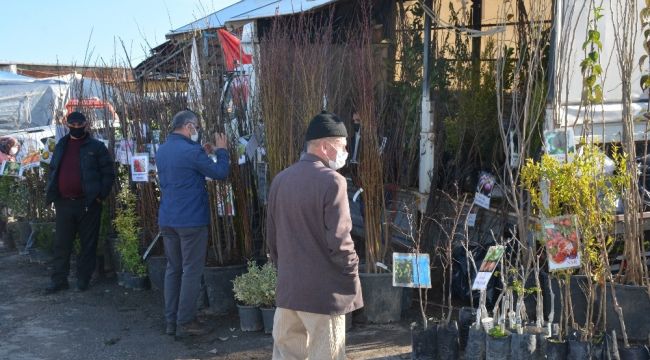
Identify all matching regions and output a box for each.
[215,133,228,149]
[203,143,215,154]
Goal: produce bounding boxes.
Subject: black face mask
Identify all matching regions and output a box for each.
[69,127,86,138]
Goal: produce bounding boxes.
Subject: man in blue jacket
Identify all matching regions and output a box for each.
[156,110,230,339]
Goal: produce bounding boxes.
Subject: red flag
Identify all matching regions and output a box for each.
[217,29,252,71]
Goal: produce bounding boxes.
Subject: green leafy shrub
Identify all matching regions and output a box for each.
[113,184,146,276]
[521,144,628,281]
[0,176,28,219]
[258,262,277,308]
[33,222,56,253]
[232,261,277,307]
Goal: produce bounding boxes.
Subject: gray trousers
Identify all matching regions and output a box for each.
[161,225,208,325]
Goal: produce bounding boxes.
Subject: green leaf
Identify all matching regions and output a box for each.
[595,6,604,20]
[593,64,603,76]
[642,7,650,19]
[640,55,649,70]
[580,58,591,73]
[589,51,599,62]
[589,30,601,42]
[595,40,603,50]
[641,74,650,90]
[586,74,597,87]
[593,85,603,104]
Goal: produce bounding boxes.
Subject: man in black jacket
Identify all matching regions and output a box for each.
[44,111,115,294]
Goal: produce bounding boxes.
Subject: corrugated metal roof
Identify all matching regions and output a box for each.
[226,0,338,24]
[168,0,338,35]
[168,0,276,35]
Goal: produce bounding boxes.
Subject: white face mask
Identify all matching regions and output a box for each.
[326,142,348,170]
[189,124,199,142]
[9,146,18,155]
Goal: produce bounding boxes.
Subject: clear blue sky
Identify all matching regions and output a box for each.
[0,0,238,66]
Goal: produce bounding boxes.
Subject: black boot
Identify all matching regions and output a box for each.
[44,282,69,295]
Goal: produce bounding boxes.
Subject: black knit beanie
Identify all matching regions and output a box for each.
[67,111,87,124]
[305,111,348,141]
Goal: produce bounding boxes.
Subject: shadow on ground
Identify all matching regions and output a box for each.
[0,246,412,360]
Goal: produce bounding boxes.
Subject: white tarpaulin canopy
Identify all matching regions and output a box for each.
[0,72,68,134]
[0,72,115,135]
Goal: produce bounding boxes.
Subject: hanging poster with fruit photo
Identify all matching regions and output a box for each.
[131,153,149,182]
[40,138,57,164]
[20,150,41,171]
[0,161,21,177]
[543,215,581,271]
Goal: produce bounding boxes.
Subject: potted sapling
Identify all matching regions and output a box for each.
[258,262,277,334]
[232,261,264,331]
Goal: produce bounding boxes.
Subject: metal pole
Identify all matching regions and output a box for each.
[419,0,434,195]
[545,0,560,132]
[471,0,483,86]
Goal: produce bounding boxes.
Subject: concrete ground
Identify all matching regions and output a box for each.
[0,248,413,360]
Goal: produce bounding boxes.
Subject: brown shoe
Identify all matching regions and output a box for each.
[175,320,208,339]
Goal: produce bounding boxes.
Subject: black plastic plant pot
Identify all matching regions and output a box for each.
[260,307,275,334]
[465,327,486,360]
[357,273,402,323]
[237,305,263,332]
[436,321,460,359]
[486,331,511,360]
[203,264,246,315]
[510,332,537,360]
[145,255,166,291]
[535,333,548,360]
[459,306,477,350]
[411,324,437,360]
[619,345,650,360]
[545,338,568,360]
[568,339,591,360]
[589,333,619,360]
[118,272,150,290]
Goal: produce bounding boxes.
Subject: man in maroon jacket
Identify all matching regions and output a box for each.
[44,111,115,294]
[266,111,363,360]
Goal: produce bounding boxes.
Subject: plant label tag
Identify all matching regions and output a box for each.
[472,272,492,291]
[131,153,149,182]
[471,245,505,290]
[467,213,477,227]
[544,129,576,162]
[474,193,490,209]
[392,253,431,288]
[542,215,581,271]
[510,153,520,167]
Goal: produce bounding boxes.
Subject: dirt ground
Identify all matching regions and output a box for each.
[0,247,413,360]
